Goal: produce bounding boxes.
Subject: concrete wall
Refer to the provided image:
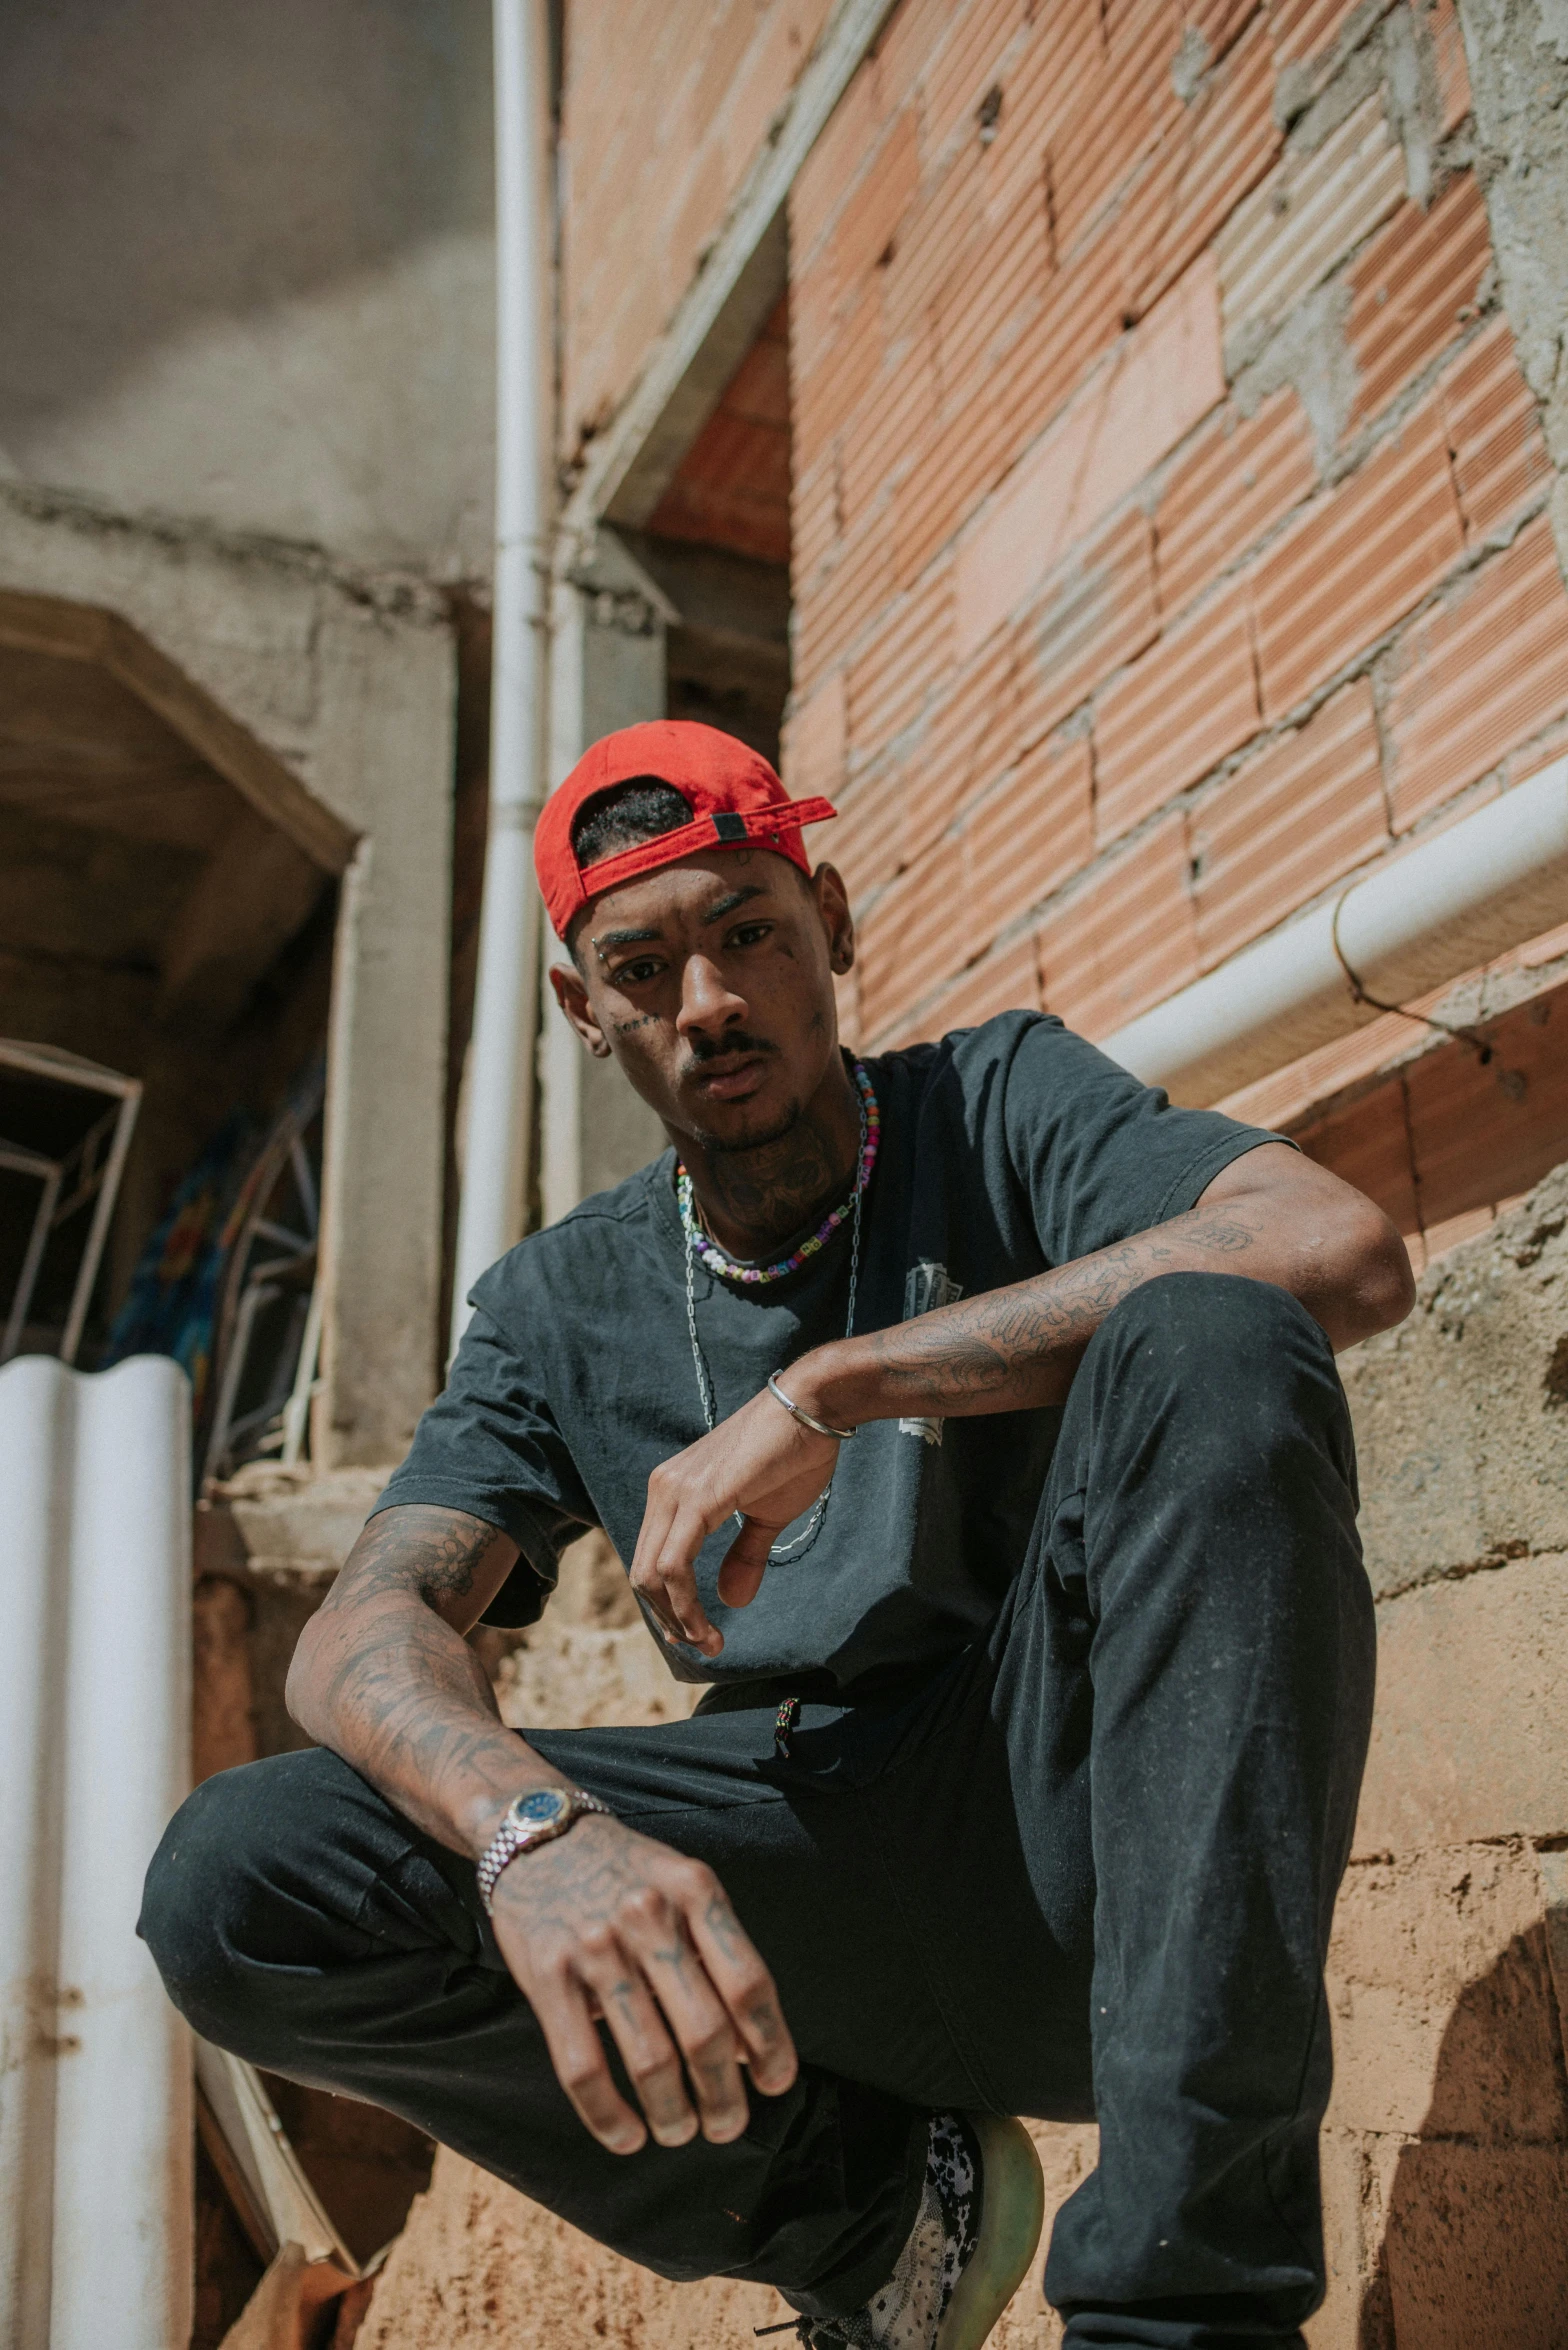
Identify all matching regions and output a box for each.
[782,0,1568,1058]
[0,489,456,1461]
[0,0,494,575]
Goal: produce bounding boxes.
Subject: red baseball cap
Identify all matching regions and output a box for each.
[534,719,836,941]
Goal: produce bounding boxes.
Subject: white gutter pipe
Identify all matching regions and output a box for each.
[1101,756,1568,1104]
[0,1355,192,2350]
[450,0,552,1354]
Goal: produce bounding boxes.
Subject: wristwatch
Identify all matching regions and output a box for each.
[476,1786,615,1914]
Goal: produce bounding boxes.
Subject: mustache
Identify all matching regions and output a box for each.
[682,1030,777,1070]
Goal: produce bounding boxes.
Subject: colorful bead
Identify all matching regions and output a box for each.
[677,1063,879,1285]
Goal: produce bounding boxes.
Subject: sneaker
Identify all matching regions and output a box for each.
[769,2112,1045,2350]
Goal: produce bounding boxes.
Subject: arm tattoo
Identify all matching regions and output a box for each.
[866,1202,1261,1409]
[292,1506,534,1858]
[322,1504,499,1613]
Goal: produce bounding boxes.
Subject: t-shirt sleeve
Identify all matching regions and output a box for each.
[994,1013,1291,1265]
[368,1303,597,1628]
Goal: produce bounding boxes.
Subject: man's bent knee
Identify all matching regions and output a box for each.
[1083,1271,1353,1475]
[140,1745,388,2056]
[140,1767,267,2045]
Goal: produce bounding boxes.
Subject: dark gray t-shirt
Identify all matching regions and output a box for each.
[374,1013,1280,1693]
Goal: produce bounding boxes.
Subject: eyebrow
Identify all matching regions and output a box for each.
[701,885,766,924]
[592,884,769,956]
[592,925,661,952]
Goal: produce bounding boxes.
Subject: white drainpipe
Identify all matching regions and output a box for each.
[0,1355,192,2350]
[450,0,553,1353]
[1102,756,1568,1103]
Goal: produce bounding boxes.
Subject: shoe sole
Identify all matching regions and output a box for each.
[934,2115,1046,2350]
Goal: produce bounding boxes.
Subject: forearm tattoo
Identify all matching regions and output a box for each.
[299,1508,526,1853]
[869,1203,1259,1407]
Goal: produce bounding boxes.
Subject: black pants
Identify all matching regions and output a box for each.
[142,1275,1373,2349]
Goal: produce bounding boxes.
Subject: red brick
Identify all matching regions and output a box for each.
[1185,0,1265,65]
[1094,579,1261,841]
[934,171,1052,427]
[827,756,908,908]
[1050,0,1185,259]
[1270,0,1364,69]
[1296,1079,1421,1240]
[1189,678,1388,965]
[956,254,1224,656]
[890,394,1015,598]
[879,148,986,350]
[1113,14,1282,320]
[1155,386,1318,616]
[977,0,1105,229]
[856,842,974,1035]
[905,628,1023,859]
[792,43,886,265]
[903,929,1044,1045]
[1346,175,1492,432]
[845,564,957,764]
[839,325,941,532]
[1421,0,1472,134]
[964,249,1128,504]
[1038,811,1199,1036]
[1439,317,1553,543]
[1404,986,1568,1228]
[921,0,1032,161]
[827,108,923,305]
[794,503,896,685]
[1251,402,1465,715]
[1015,505,1162,749]
[793,277,886,480]
[782,670,847,802]
[963,730,1096,944]
[649,302,793,564]
[720,0,836,187]
[792,453,839,608]
[1383,517,1568,830]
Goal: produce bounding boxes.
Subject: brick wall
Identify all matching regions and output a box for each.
[783,0,1568,1071]
[558,0,831,476]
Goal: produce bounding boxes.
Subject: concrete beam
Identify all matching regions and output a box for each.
[0,588,355,876]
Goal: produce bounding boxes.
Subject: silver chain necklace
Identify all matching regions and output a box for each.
[682,1078,869,1563]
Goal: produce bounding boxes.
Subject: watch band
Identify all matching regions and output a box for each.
[476,1787,615,1914]
[767,1370,856,1443]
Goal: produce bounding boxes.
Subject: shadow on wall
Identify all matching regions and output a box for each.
[1360,1923,1568,2347]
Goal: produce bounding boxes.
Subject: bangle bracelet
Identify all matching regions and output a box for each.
[767,1370,856,1442]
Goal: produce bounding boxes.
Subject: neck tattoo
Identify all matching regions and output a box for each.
[675,1063,880,1283]
[679,1062,877,1566]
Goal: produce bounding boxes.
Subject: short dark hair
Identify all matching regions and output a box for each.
[570,776,691,869]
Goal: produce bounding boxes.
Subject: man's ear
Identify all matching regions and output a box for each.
[548,959,613,1059]
[813,863,856,975]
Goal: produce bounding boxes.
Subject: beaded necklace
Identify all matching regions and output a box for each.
[675,1062,880,1283]
[678,1062,877,1564]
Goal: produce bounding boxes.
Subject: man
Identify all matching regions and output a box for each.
[143,720,1413,2350]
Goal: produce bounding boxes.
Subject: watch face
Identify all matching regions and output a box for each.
[512,1788,570,1829]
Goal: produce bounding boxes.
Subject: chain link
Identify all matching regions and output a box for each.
[683,1075,868,1564]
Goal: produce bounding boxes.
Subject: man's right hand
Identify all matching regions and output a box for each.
[489,1811,798,2153]
[286,1503,798,2153]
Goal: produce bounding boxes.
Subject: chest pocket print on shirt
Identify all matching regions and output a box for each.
[898,1259,963,1447]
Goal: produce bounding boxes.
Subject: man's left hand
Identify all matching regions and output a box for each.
[629,1384,838,1654]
